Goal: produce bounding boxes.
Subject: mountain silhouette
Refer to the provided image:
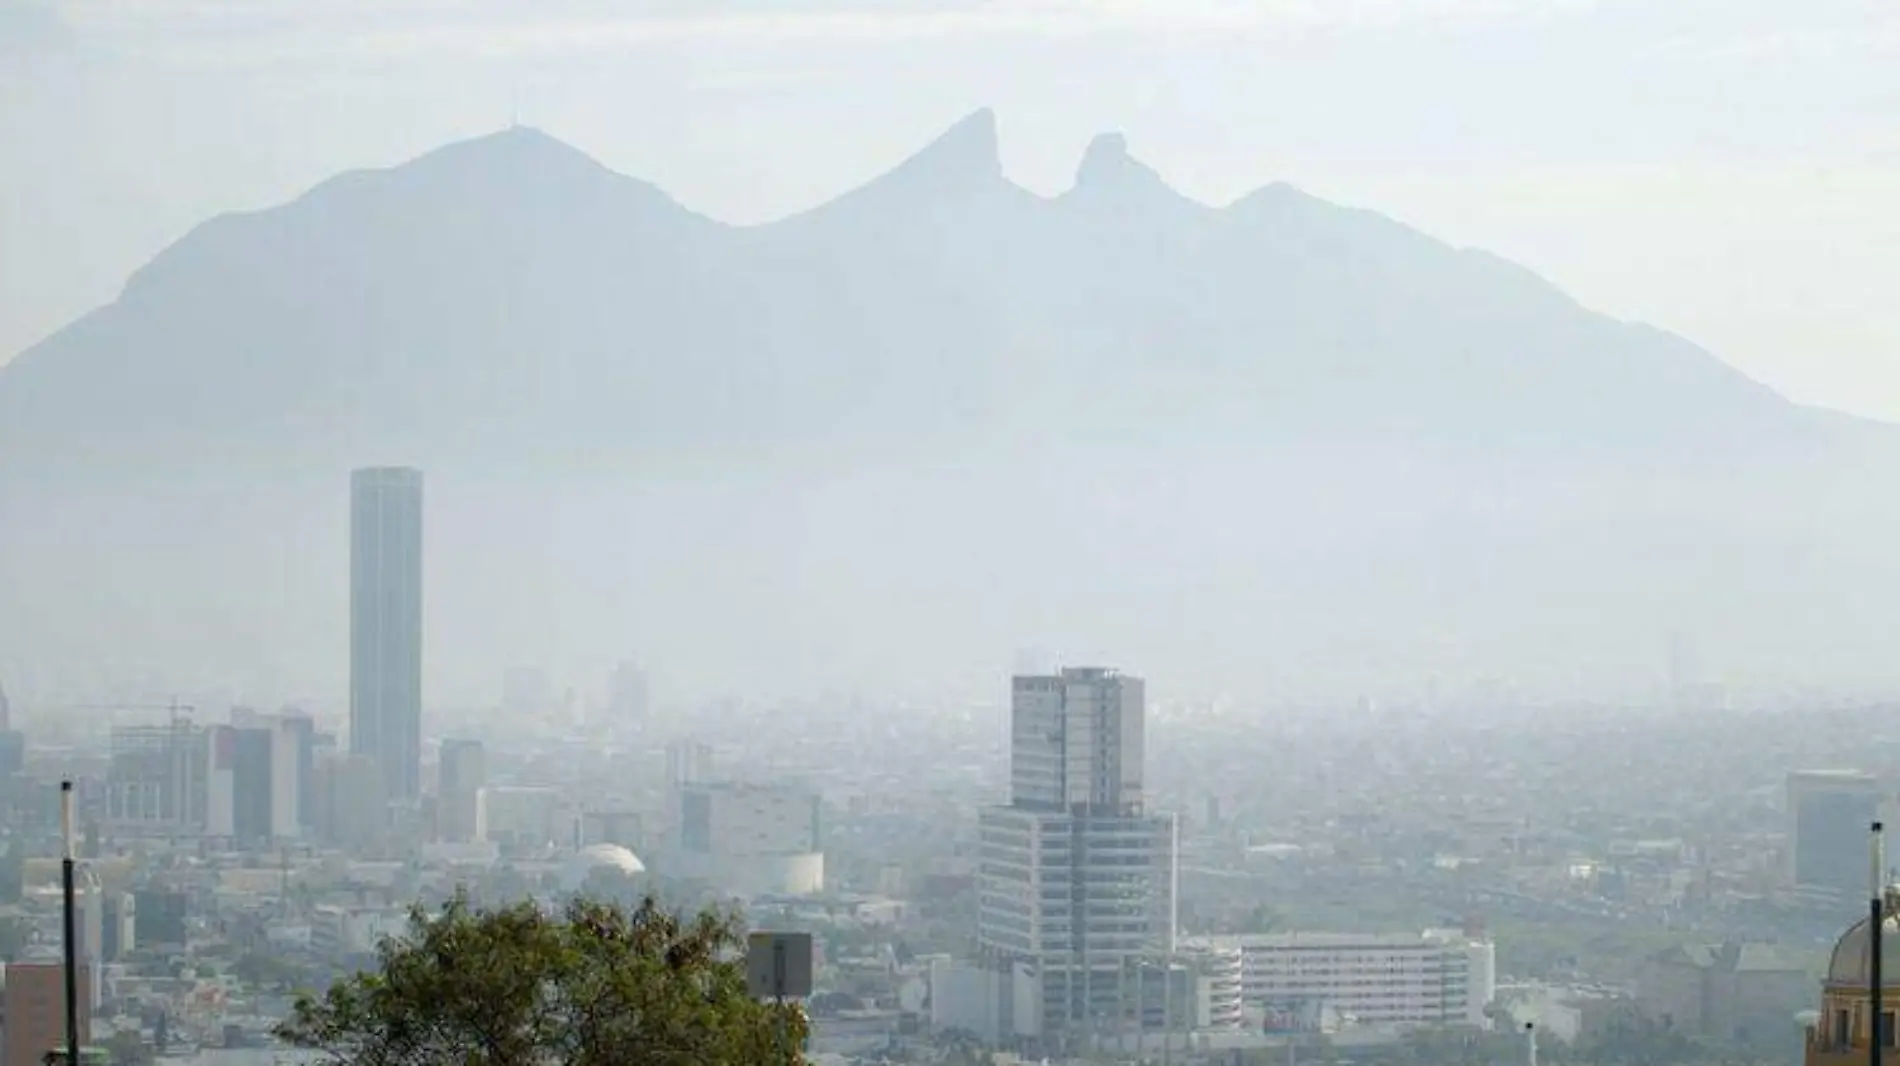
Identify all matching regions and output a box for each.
[2,111,1895,703]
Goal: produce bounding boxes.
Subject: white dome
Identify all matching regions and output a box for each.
[561,844,646,891]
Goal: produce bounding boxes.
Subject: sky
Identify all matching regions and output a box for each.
[2,0,1898,418]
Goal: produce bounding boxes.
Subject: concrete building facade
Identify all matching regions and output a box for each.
[976,667,1179,1045]
[1180,929,1498,1033]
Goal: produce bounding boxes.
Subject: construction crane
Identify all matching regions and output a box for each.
[49,698,197,730]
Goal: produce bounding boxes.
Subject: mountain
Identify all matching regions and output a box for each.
[2,111,1896,704]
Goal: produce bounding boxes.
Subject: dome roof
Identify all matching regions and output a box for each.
[1827,914,1900,985]
[560,844,645,891]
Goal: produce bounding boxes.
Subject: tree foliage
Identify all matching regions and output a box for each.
[277,893,805,1066]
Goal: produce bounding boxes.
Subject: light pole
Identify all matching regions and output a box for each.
[60,781,79,1066]
[1873,821,1885,1066]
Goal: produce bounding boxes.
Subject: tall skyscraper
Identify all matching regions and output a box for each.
[351,466,424,800]
[977,667,1178,1046]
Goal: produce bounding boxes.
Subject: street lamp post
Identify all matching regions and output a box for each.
[1872,821,1884,1066]
[60,781,79,1066]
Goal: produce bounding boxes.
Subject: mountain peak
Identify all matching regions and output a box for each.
[913,107,1002,180]
[402,124,610,180]
[1076,132,1135,183]
[1067,130,1191,210]
[877,105,1003,187]
[800,108,1004,220]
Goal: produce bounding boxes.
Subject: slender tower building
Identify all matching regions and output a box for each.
[350,467,424,800]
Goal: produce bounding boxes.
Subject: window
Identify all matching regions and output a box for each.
[1836,1009,1852,1048]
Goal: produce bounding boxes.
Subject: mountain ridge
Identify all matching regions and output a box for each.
[1,110,1896,702]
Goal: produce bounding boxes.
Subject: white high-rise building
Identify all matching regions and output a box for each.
[977,667,1179,1046]
[1178,929,1498,1033]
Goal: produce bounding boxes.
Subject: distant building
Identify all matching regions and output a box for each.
[1640,940,1808,1044]
[105,721,206,836]
[670,781,824,895]
[219,709,304,841]
[0,679,21,781]
[665,740,713,793]
[437,739,486,844]
[1787,771,1885,903]
[100,892,135,963]
[282,711,318,834]
[578,808,645,852]
[475,786,566,851]
[976,667,1178,1044]
[203,725,237,838]
[3,960,91,1066]
[324,752,389,851]
[350,466,424,800]
[0,730,25,779]
[607,661,649,732]
[132,889,187,950]
[1182,930,1496,1033]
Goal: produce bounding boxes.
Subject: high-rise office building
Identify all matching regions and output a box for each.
[214,715,303,843]
[230,726,275,841]
[438,738,486,844]
[977,667,1178,1045]
[1788,770,1886,904]
[351,466,424,800]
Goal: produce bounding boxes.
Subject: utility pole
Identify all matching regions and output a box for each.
[1873,821,1885,1066]
[60,781,79,1066]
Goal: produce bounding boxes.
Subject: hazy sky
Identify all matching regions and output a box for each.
[3,0,1898,418]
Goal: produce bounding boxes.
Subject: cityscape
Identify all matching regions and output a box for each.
[5,3,1900,1064]
[0,469,1890,1064]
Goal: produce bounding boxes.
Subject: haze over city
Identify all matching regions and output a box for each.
[2,3,1899,1065]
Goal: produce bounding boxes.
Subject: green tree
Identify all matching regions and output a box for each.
[277,894,806,1066]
